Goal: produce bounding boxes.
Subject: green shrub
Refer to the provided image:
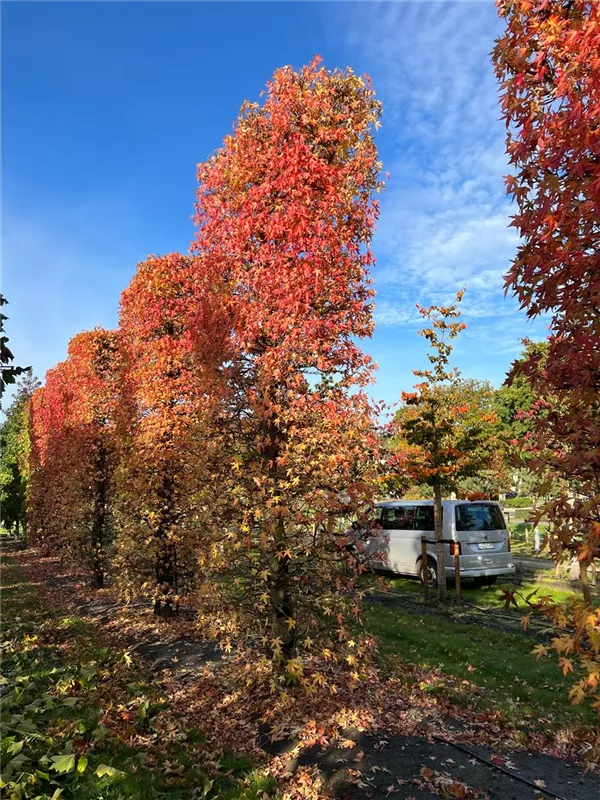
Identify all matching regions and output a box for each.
[504,496,533,508]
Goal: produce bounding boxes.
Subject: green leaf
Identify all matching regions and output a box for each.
[14,719,38,733]
[49,754,76,774]
[50,790,64,800]
[95,764,125,779]
[77,756,88,773]
[7,740,23,755]
[2,752,30,779]
[91,724,107,741]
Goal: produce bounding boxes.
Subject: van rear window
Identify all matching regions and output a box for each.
[455,504,506,532]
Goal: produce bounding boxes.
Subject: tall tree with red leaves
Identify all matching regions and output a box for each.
[192,58,384,675]
[494,0,600,598]
[28,331,120,587]
[28,362,72,555]
[116,253,219,616]
[64,329,120,588]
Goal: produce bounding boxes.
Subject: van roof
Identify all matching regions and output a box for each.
[375,499,501,508]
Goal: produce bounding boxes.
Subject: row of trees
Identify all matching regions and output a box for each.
[24,61,386,677]
[5,1,598,691]
[3,298,533,602]
[10,59,520,672]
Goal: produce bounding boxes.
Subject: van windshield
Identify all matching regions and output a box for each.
[455,504,506,532]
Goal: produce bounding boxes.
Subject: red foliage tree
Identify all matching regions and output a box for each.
[64,329,120,587]
[192,58,384,673]
[494,0,600,598]
[28,331,120,587]
[28,363,72,554]
[116,253,218,616]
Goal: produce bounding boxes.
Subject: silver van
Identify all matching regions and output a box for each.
[362,500,515,587]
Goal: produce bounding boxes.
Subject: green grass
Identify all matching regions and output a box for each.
[509,521,550,557]
[381,571,595,609]
[363,578,596,730]
[1,555,276,800]
[364,604,594,727]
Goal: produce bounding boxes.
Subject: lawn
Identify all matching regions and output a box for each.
[380,571,593,609]
[3,551,596,799]
[0,556,274,800]
[363,573,597,730]
[509,521,550,557]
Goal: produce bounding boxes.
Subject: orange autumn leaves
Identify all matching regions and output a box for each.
[29,330,120,587]
[494,0,600,574]
[190,58,384,669]
[494,0,600,756]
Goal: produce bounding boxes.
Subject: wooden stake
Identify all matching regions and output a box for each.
[421,536,429,600]
[454,550,462,603]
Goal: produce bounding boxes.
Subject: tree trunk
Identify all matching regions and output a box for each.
[270,525,295,662]
[580,559,591,606]
[153,470,178,617]
[264,415,295,663]
[433,480,447,603]
[91,445,107,590]
[154,541,178,617]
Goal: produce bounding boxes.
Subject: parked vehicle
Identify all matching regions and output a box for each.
[361,500,515,587]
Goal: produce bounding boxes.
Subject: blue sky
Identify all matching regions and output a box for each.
[2,1,547,408]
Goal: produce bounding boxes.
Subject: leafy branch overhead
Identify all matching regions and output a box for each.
[1,294,30,399]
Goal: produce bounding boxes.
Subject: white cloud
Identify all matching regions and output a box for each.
[327,0,553,379]
[341,1,520,309]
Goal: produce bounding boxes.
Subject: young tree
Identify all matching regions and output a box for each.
[116,253,216,616]
[0,371,40,536]
[28,363,72,553]
[62,330,121,588]
[389,294,502,602]
[192,58,383,673]
[494,0,600,599]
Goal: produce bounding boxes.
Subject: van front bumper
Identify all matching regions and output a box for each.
[445,564,516,578]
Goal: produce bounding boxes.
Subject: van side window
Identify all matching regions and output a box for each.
[413,506,435,531]
[382,506,416,530]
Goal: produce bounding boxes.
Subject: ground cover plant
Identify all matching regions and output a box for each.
[0,554,275,800]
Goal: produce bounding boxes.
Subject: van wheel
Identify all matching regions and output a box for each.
[419,558,438,589]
